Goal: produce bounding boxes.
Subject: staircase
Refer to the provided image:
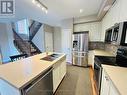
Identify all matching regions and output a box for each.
[29,21,42,40]
[12,20,42,56]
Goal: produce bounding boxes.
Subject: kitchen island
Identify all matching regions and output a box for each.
[0,52,66,95]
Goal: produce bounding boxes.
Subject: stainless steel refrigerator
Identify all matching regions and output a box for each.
[72,31,89,67]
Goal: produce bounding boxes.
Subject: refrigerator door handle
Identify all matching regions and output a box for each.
[73,55,85,58]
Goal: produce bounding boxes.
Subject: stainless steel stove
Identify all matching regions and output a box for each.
[94,48,127,95]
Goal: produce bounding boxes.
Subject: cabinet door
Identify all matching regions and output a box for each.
[109,81,120,95]
[61,29,72,63]
[53,65,60,92]
[53,57,67,93]
[90,22,101,41]
[60,59,66,80]
[88,51,94,68]
[100,70,110,95]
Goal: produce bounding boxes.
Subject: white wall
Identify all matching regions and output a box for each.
[45,31,53,52]
[6,23,19,56]
[53,27,62,52]
[32,25,45,52]
[0,23,20,62]
[101,0,127,41]
[74,21,102,41]
[0,23,11,62]
[44,24,54,52]
[61,19,73,63]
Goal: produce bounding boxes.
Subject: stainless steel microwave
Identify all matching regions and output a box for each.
[105,27,113,43]
[119,22,127,46]
[105,21,127,46]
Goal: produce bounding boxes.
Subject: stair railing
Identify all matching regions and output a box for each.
[13,28,31,56]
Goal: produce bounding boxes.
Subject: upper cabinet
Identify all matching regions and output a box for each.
[74,22,102,41]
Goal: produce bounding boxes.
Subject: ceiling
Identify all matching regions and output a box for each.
[0,0,104,26]
[42,0,104,19]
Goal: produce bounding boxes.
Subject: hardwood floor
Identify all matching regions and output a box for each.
[89,67,98,95]
[55,65,92,95]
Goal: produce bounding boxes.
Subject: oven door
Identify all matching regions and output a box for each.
[94,60,102,94]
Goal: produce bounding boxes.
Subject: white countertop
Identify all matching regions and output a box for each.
[102,65,127,95]
[93,49,115,56]
[0,52,65,89]
[90,49,115,56]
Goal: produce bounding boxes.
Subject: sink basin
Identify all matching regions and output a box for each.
[40,54,61,61]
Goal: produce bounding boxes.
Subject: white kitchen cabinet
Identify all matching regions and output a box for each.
[53,63,60,92]
[90,22,101,41]
[53,57,66,93]
[101,70,110,95]
[88,50,94,68]
[101,69,120,95]
[74,22,102,41]
[60,59,66,80]
[109,81,120,95]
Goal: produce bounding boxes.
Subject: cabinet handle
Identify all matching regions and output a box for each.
[105,76,109,81]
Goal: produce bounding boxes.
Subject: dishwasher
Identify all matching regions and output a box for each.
[22,68,53,95]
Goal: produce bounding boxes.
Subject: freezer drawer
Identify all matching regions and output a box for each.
[73,52,88,67]
[22,68,53,95]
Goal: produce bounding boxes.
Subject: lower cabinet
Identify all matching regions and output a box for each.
[109,82,120,95]
[100,70,120,95]
[88,50,94,68]
[53,57,66,93]
[100,70,111,95]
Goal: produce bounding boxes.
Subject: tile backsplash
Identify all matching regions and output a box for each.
[104,44,118,55]
[89,41,119,55]
[89,41,127,55]
[89,42,105,50]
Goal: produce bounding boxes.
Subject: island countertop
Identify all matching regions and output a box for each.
[0,52,65,89]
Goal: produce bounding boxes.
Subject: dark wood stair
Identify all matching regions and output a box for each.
[12,28,41,56]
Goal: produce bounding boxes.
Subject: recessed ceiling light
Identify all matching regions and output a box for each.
[42,7,44,10]
[80,9,83,13]
[32,0,36,4]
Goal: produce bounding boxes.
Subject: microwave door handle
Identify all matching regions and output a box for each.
[95,62,101,69]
